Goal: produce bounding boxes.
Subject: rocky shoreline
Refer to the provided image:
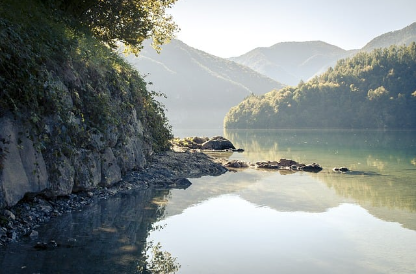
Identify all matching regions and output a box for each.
[0,150,227,246]
[0,135,325,246]
[224,159,323,172]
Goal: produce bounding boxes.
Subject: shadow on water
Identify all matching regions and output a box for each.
[0,188,180,274]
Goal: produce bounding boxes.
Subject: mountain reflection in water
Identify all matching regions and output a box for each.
[143,129,416,274]
[1,129,415,274]
[224,129,416,224]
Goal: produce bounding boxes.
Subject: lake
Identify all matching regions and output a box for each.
[1,129,416,274]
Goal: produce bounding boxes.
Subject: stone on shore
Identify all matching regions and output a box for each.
[333,167,350,172]
[223,158,323,173]
[201,136,235,150]
[171,136,243,152]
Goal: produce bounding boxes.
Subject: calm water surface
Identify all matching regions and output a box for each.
[1,129,416,274]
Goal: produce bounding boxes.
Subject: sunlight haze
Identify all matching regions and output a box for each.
[169,0,416,58]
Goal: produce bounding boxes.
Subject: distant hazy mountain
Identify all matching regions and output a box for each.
[230,23,416,86]
[362,22,416,52]
[124,39,283,130]
[230,41,355,86]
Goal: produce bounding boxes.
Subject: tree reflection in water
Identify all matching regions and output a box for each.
[224,129,416,229]
[0,188,181,274]
[138,240,181,274]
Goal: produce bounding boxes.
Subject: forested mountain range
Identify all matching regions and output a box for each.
[124,40,283,129]
[224,43,416,129]
[230,23,416,86]
[126,22,416,130]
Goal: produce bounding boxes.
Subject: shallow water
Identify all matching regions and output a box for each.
[1,129,416,273]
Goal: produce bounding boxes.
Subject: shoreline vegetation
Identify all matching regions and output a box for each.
[0,0,176,209]
[0,136,325,246]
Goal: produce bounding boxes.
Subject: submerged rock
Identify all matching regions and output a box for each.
[222,158,323,173]
[333,167,349,172]
[224,160,251,168]
[299,163,323,172]
[34,240,58,250]
[256,161,281,169]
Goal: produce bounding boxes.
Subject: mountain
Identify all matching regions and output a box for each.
[124,40,283,130]
[229,41,355,86]
[224,43,416,129]
[362,22,416,52]
[230,23,416,87]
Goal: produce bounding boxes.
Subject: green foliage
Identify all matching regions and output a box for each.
[224,43,416,129]
[44,0,179,54]
[0,1,74,119]
[0,0,172,154]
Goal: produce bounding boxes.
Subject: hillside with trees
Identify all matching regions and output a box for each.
[0,0,176,207]
[224,43,416,129]
[125,39,283,129]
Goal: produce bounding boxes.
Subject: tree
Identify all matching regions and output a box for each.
[51,0,179,53]
[224,43,416,129]
[367,86,389,101]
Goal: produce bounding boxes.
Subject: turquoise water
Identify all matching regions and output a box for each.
[149,129,416,273]
[1,129,415,273]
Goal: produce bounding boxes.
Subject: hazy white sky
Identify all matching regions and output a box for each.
[168,0,416,58]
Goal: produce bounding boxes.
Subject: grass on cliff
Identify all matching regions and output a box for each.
[0,0,172,152]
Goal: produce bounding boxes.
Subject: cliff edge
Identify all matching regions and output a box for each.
[0,0,172,207]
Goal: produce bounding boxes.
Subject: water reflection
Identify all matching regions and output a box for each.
[162,170,349,219]
[224,129,416,229]
[224,129,416,169]
[0,188,180,274]
[148,129,416,273]
[1,129,415,274]
[149,193,416,274]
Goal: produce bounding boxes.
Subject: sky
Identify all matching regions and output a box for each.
[168,0,416,58]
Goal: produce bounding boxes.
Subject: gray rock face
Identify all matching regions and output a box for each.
[101,148,122,186]
[48,155,75,197]
[113,110,147,174]
[0,109,150,208]
[73,150,102,192]
[0,117,49,207]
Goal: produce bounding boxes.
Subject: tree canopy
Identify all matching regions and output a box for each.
[48,0,179,53]
[224,43,416,129]
[0,0,173,151]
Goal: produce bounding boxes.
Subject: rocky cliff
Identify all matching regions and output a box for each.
[0,111,149,208]
[0,0,171,208]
